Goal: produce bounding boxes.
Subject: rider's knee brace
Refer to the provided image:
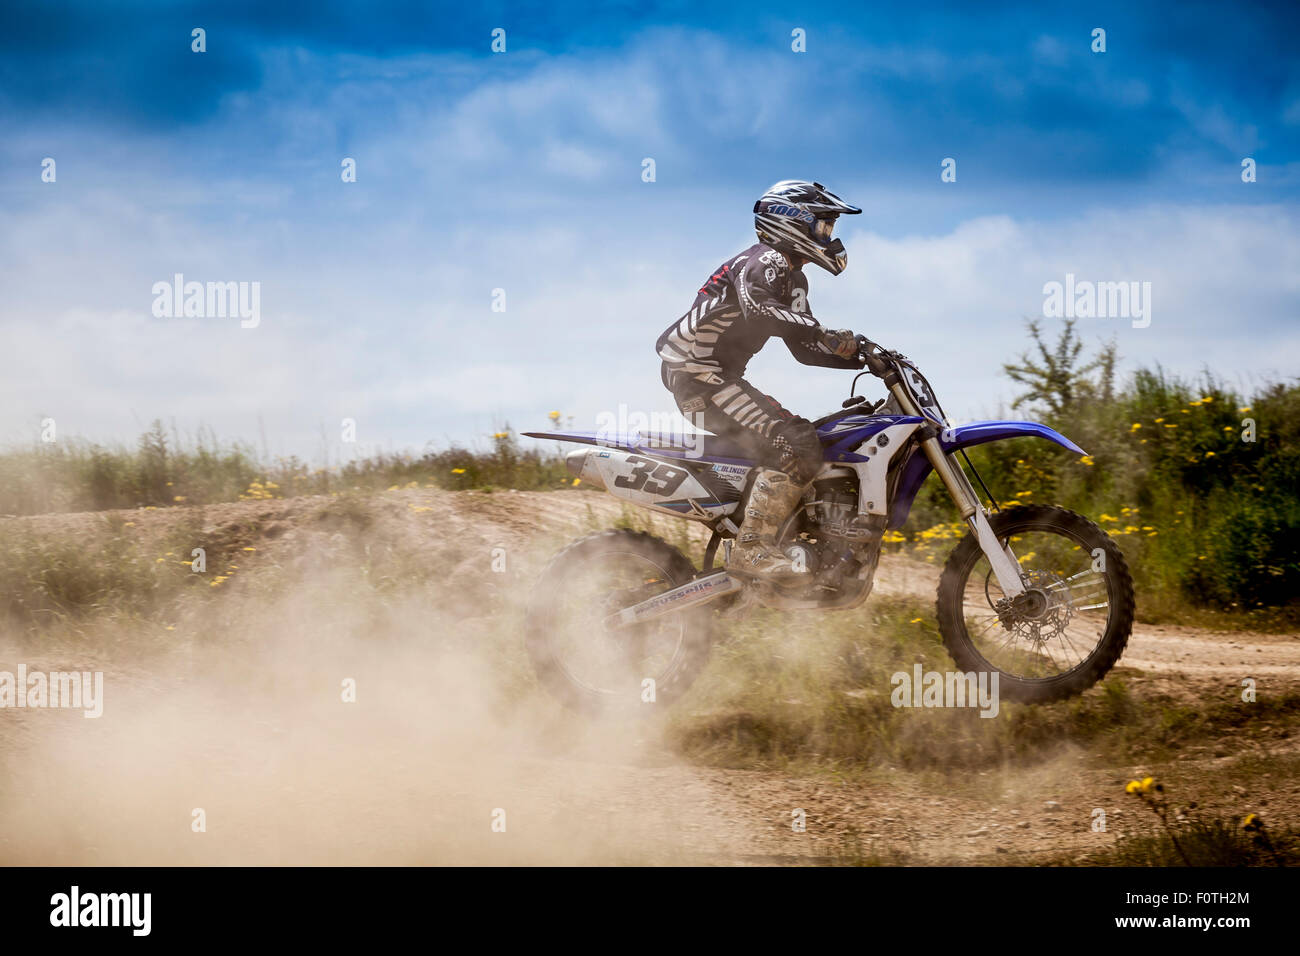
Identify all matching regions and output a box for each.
[771,418,822,484]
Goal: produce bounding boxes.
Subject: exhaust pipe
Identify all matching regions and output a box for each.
[603,571,743,629]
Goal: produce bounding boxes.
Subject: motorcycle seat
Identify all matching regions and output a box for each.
[631,430,757,462]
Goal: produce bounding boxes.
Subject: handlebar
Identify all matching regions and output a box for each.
[853,336,948,428]
[855,334,895,377]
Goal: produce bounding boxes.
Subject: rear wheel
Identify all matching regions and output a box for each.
[525,530,713,714]
[936,505,1134,703]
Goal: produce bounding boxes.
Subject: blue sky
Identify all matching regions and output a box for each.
[2,1,1297,461]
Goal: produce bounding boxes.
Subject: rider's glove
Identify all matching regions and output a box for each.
[822,328,859,360]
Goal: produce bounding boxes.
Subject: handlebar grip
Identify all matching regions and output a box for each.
[858,343,892,377]
[852,335,880,368]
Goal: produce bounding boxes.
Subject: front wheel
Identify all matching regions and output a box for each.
[936,504,1134,703]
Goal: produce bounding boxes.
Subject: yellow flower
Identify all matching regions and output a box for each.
[242,547,256,552]
[910,617,924,623]
[1242,813,1259,830]
[1154,417,1164,424]
[173,495,186,502]
[571,478,581,486]
[1201,396,1213,403]
[1239,406,1251,414]
[1129,423,1142,432]
[1164,423,1177,428]
[155,557,165,563]
[548,411,561,421]
[1205,451,1215,458]
[451,467,466,475]
[493,431,509,439]
[1099,514,1118,522]
[1125,780,1141,794]
[1139,776,1154,793]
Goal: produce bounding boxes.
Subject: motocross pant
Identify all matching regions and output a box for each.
[662,363,823,484]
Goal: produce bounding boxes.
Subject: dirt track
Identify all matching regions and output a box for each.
[2,488,1297,865]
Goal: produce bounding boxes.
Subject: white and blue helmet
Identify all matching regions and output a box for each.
[753,180,861,275]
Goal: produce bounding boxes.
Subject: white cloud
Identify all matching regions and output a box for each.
[2,37,1296,459]
[6,199,1295,458]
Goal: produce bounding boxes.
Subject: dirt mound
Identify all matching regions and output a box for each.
[1,490,1296,865]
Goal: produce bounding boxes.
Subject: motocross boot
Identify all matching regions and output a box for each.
[726,467,811,579]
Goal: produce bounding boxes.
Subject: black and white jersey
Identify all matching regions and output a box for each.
[656,242,859,383]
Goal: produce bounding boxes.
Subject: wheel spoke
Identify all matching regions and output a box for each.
[958,523,1118,684]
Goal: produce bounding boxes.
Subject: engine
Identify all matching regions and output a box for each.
[785,475,887,592]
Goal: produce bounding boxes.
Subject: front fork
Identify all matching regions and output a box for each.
[886,384,1027,597]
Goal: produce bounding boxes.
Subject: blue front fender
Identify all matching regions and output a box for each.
[887,420,1086,529]
[941,420,1086,457]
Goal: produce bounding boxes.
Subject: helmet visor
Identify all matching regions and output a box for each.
[813,216,837,241]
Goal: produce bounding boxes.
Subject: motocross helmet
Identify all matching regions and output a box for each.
[753,180,862,275]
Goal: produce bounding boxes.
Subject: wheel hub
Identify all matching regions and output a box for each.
[994,572,1073,642]
[1012,587,1051,620]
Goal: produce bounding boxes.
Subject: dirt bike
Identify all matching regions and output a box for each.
[523,336,1133,713]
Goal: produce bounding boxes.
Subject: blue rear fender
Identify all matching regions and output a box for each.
[887,420,1086,529]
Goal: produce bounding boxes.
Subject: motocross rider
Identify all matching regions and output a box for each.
[656,180,867,579]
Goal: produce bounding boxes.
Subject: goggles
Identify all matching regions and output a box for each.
[812,217,837,241]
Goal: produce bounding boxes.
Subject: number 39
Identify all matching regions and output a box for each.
[613,456,689,495]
